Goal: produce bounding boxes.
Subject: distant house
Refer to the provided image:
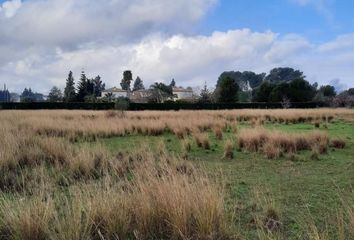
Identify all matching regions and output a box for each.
[101,87,128,99]
[172,87,194,101]
[130,90,152,103]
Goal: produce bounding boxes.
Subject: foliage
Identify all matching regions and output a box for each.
[114,97,130,111]
[252,81,274,102]
[47,86,63,102]
[253,79,316,102]
[120,70,133,91]
[265,67,305,83]
[319,85,336,97]
[63,71,76,102]
[76,71,89,102]
[149,82,173,103]
[92,75,105,97]
[20,88,44,102]
[215,76,240,103]
[198,82,213,103]
[218,71,265,90]
[333,91,354,107]
[132,76,145,91]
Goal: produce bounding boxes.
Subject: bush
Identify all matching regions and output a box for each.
[331,138,346,149]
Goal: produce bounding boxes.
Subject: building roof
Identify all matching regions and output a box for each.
[102,87,127,93]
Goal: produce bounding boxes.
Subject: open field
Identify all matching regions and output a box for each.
[0,109,353,239]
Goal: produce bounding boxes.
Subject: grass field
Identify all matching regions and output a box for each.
[0,109,353,239]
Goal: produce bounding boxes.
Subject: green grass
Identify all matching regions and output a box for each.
[99,120,354,239]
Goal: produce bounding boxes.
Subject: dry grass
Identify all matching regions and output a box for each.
[0,111,233,239]
[238,128,329,158]
[0,109,352,141]
[193,132,211,150]
[223,140,234,160]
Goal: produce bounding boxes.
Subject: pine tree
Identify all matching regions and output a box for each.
[64,71,76,102]
[133,76,145,91]
[120,70,133,91]
[199,82,212,103]
[76,71,88,102]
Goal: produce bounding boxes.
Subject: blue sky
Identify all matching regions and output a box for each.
[201,0,354,42]
[0,0,353,93]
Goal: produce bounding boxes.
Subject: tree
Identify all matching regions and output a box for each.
[347,88,354,96]
[76,71,89,102]
[217,71,265,90]
[48,86,63,102]
[287,79,316,102]
[149,82,173,103]
[93,75,105,97]
[133,76,145,91]
[120,70,133,91]
[265,67,305,83]
[252,82,275,102]
[20,88,44,102]
[170,78,176,88]
[319,85,336,97]
[64,71,76,102]
[333,91,354,107]
[215,76,240,103]
[199,82,213,103]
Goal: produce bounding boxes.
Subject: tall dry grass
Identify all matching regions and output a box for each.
[1,108,352,141]
[238,128,329,158]
[0,112,232,239]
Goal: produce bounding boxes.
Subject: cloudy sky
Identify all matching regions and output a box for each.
[0,0,354,93]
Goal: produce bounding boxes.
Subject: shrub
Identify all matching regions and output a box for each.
[331,138,346,149]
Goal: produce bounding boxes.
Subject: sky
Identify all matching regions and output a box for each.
[0,0,354,94]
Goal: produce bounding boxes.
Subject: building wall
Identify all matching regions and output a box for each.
[174,91,193,100]
[102,91,128,99]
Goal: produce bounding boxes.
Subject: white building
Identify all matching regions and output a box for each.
[172,87,194,101]
[101,87,128,99]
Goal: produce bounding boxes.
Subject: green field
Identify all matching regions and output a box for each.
[99,120,354,239]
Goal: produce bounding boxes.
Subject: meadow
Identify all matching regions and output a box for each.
[0,109,353,240]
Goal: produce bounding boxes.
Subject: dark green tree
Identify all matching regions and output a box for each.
[93,75,105,97]
[287,79,316,102]
[76,71,89,102]
[215,76,240,103]
[48,86,63,102]
[319,85,336,97]
[120,70,133,91]
[64,71,76,102]
[252,81,275,102]
[265,67,305,83]
[133,76,145,91]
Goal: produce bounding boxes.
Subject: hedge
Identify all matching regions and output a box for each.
[0,101,328,110]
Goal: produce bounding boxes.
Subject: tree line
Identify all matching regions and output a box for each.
[17,67,354,107]
[200,67,354,107]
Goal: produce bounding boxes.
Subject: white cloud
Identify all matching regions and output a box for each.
[0,0,216,47]
[0,0,353,94]
[2,27,354,94]
[0,0,22,18]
